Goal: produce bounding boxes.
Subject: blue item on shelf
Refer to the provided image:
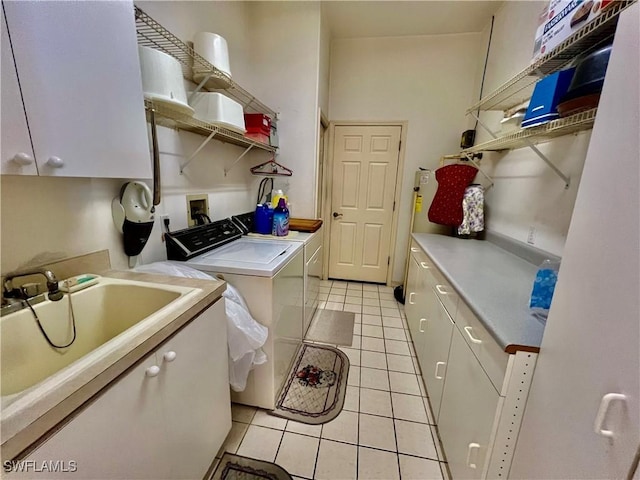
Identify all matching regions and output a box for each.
[522,69,575,128]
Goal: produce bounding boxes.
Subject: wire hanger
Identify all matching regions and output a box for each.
[250,156,293,177]
[439,153,494,190]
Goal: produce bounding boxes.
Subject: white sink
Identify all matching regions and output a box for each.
[1,277,199,399]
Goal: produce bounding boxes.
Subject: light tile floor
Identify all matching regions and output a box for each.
[216,280,450,480]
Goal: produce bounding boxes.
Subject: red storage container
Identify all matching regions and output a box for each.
[244,113,271,135]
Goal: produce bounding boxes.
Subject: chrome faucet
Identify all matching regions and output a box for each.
[3,268,64,303]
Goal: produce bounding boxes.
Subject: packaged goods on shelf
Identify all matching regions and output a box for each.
[532,0,613,62]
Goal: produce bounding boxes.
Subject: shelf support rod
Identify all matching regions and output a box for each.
[180,131,217,174]
[463,153,495,191]
[188,73,213,101]
[522,138,571,189]
[470,111,499,139]
[224,144,254,177]
[469,112,570,189]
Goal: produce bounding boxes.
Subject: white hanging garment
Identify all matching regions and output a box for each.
[457,185,485,235]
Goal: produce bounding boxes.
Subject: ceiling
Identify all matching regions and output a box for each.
[323,1,504,39]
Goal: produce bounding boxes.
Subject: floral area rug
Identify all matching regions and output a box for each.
[211,453,292,480]
[271,343,349,425]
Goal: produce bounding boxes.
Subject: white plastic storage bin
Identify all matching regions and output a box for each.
[189,92,246,134]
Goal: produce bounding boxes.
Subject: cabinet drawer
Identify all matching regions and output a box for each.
[305,230,323,261]
[410,240,458,318]
[424,265,458,320]
[409,240,432,268]
[455,301,509,392]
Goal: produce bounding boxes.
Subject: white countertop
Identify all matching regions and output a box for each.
[412,233,546,353]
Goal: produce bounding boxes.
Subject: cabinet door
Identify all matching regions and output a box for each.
[405,255,422,342]
[438,328,500,480]
[11,355,168,479]
[158,300,231,479]
[3,1,151,179]
[1,9,36,176]
[419,294,454,421]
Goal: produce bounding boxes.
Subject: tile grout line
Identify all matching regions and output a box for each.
[376,314,401,480]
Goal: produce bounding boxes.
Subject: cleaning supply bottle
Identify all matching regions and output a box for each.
[271,189,287,210]
[254,204,272,235]
[529,259,560,323]
[272,198,289,236]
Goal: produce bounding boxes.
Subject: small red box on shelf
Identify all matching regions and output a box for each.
[245,132,270,144]
[244,113,271,135]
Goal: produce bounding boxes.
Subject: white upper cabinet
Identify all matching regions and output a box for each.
[2,0,151,179]
[1,8,36,176]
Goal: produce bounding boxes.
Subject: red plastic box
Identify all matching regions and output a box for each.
[244,114,271,135]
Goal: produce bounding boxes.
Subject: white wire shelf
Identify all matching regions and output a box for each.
[135,6,277,119]
[462,108,597,153]
[467,0,636,113]
[146,100,276,154]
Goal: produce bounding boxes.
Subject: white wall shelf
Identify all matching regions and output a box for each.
[467,0,636,114]
[135,6,277,118]
[145,100,276,174]
[463,108,597,154]
[135,6,278,174]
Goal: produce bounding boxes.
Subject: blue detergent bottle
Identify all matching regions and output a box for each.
[254,204,272,234]
[272,198,289,236]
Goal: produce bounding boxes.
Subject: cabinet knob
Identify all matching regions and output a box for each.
[45,156,64,168]
[434,361,446,380]
[163,351,177,362]
[420,262,430,269]
[145,365,161,377]
[12,152,34,165]
[408,292,416,305]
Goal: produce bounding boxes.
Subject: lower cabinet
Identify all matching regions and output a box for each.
[406,247,455,421]
[304,241,323,337]
[406,240,537,479]
[419,295,454,421]
[438,327,500,479]
[12,300,230,479]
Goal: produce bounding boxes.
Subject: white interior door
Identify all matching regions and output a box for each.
[329,125,401,283]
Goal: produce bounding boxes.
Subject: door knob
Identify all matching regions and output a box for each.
[332,212,343,218]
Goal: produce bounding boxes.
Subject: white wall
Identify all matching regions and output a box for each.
[247,1,322,218]
[329,33,483,283]
[475,1,590,256]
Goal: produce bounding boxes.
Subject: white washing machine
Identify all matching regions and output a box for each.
[230,211,324,337]
[165,220,304,409]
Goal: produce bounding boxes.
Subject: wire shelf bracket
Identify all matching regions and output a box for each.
[180,131,217,174]
[224,144,255,177]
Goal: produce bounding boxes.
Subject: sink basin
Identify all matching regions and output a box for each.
[1,277,198,397]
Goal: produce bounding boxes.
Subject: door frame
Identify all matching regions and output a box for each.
[322,121,408,286]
